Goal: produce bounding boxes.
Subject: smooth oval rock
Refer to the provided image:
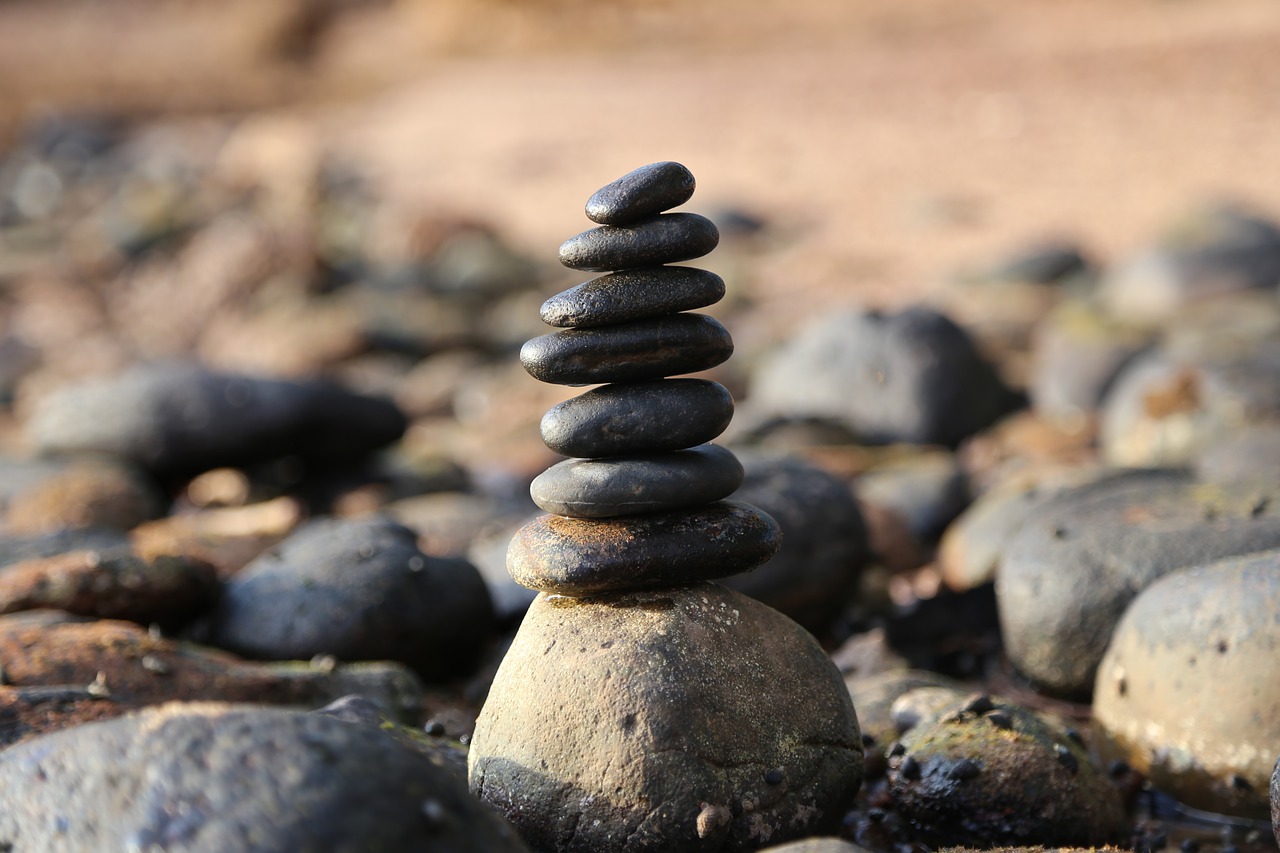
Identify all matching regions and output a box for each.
[530,443,744,518]
[723,453,870,632]
[0,703,528,852]
[750,307,1019,448]
[997,470,1280,696]
[205,516,495,681]
[1093,549,1280,818]
[541,379,734,458]
[26,362,408,479]
[507,500,781,595]
[469,582,863,851]
[888,697,1127,846]
[540,266,726,328]
[521,312,733,385]
[585,161,697,225]
[559,213,720,272]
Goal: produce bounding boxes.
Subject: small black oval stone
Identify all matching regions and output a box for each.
[585,161,696,226]
[540,267,726,329]
[540,379,734,458]
[559,213,720,272]
[506,500,782,595]
[520,313,733,385]
[530,443,744,518]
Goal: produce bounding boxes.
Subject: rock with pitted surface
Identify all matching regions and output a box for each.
[997,470,1280,697]
[204,516,495,681]
[887,696,1127,847]
[26,362,408,479]
[1093,548,1280,818]
[471,164,862,850]
[0,703,529,852]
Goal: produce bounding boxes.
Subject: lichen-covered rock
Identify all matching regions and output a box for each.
[1092,549,1280,818]
[844,670,963,748]
[469,583,863,852]
[997,470,1280,696]
[0,703,529,852]
[204,516,495,681]
[887,697,1127,846]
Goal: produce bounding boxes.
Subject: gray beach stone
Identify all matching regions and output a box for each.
[469,583,863,851]
[26,362,408,478]
[508,500,781,595]
[205,516,495,681]
[540,266,726,328]
[541,379,734,458]
[1093,549,1280,818]
[530,443,744,518]
[997,470,1280,696]
[585,161,697,225]
[521,312,733,385]
[750,306,1019,448]
[559,213,720,272]
[0,703,528,852]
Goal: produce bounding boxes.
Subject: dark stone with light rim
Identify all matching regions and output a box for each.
[506,500,781,595]
[530,444,743,518]
[540,379,733,458]
[559,213,719,272]
[520,313,732,385]
[540,267,725,329]
[585,161,696,226]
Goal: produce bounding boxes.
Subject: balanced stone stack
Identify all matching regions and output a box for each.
[469,163,863,852]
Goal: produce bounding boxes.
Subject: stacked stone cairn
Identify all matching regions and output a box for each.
[469,162,864,852]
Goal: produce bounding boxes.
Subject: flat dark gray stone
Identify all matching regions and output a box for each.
[559,213,719,272]
[520,313,733,385]
[530,443,743,518]
[507,500,781,594]
[585,161,697,225]
[540,379,734,458]
[540,267,725,329]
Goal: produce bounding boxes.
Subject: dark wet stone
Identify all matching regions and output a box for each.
[0,526,132,569]
[507,500,781,596]
[204,516,495,681]
[559,213,720,272]
[470,583,862,850]
[0,611,426,740]
[530,443,743,518]
[723,453,870,632]
[750,307,1020,448]
[0,550,217,625]
[585,161,697,225]
[1093,549,1280,818]
[540,266,726,329]
[521,313,733,385]
[997,470,1280,696]
[541,379,734,458]
[26,363,408,479]
[0,703,529,852]
[889,697,1127,847]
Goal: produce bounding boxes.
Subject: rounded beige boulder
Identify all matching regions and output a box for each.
[468,582,863,851]
[1093,549,1280,818]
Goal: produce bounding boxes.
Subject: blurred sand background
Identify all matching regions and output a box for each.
[4,0,1280,331]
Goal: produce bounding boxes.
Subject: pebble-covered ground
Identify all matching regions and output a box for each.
[1,1,1279,851]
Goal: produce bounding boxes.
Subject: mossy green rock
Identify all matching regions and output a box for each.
[469,583,863,851]
[888,698,1127,847]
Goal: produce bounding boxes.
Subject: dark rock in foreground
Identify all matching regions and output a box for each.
[0,703,528,852]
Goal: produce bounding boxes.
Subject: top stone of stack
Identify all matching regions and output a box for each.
[584,161,697,225]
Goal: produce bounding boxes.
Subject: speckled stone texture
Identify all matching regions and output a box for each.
[585,161,696,225]
[541,267,725,329]
[559,213,719,271]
